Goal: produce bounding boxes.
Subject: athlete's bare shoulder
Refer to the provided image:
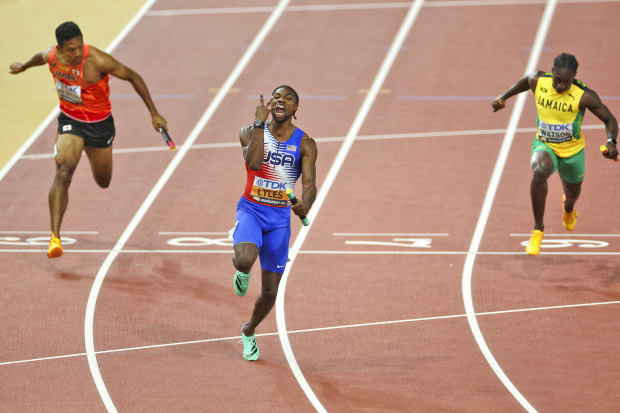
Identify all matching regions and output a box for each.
[528,70,546,90]
[301,132,315,144]
[43,46,54,60]
[300,132,317,158]
[239,125,252,146]
[87,46,113,67]
[580,86,603,109]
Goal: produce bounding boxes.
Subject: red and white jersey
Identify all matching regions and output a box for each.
[242,126,304,208]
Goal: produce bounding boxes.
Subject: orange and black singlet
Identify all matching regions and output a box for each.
[47,45,111,122]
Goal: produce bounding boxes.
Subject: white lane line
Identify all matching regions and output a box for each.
[511,233,620,237]
[158,231,229,235]
[5,299,619,367]
[275,1,425,412]
[0,231,98,234]
[2,249,620,255]
[0,109,59,181]
[0,0,163,184]
[83,2,292,412]
[20,123,606,159]
[76,0,169,410]
[461,1,557,412]
[333,232,449,236]
[145,0,619,16]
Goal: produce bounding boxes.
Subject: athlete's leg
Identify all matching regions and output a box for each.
[242,269,281,337]
[84,145,113,188]
[558,150,585,214]
[242,224,290,336]
[561,179,582,213]
[530,150,555,231]
[232,205,262,296]
[233,242,259,274]
[49,133,84,237]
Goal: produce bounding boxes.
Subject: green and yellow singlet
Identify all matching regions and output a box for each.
[535,74,586,158]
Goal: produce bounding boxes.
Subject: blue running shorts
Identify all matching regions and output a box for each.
[232,197,291,274]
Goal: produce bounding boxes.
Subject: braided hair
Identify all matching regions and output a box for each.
[553,53,578,73]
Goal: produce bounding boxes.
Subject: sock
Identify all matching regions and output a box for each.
[236,270,251,279]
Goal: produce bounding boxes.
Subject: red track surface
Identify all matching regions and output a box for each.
[1,1,619,412]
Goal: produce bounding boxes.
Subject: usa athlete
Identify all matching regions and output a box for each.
[232,85,317,361]
[492,53,618,255]
[9,22,167,258]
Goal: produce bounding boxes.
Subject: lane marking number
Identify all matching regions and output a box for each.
[0,236,77,246]
[519,239,609,249]
[345,237,432,248]
[166,237,233,247]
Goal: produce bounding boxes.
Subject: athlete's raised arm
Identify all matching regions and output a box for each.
[89,47,166,132]
[9,49,50,74]
[492,70,544,112]
[243,94,274,170]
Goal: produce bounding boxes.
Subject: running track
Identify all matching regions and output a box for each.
[1,1,620,412]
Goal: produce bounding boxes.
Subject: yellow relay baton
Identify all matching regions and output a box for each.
[600,144,618,162]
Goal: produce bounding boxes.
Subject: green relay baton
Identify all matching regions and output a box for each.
[285,189,310,226]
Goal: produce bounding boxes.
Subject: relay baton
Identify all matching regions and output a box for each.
[160,127,176,150]
[600,145,618,162]
[285,189,310,226]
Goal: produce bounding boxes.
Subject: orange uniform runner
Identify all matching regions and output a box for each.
[47,44,111,122]
[10,21,168,259]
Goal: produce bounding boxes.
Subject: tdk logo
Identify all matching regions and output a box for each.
[255,177,287,190]
[540,122,572,131]
[264,151,295,167]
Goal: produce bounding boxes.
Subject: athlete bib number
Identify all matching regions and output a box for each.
[538,121,574,143]
[55,79,82,104]
[250,177,288,207]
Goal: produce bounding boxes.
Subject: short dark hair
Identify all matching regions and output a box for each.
[272,85,299,103]
[55,22,82,47]
[553,53,578,73]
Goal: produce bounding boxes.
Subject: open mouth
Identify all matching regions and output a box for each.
[274,105,286,118]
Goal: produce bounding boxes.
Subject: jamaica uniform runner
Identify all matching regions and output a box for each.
[533,73,587,186]
[492,53,618,255]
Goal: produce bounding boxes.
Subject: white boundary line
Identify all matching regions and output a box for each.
[275,1,425,412]
[332,232,449,236]
[461,1,557,412]
[158,231,229,235]
[0,110,59,181]
[2,249,620,255]
[4,299,619,367]
[511,233,620,237]
[0,0,162,184]
[145,0,619,16]
[0,230,98,234]
[83,2,291,412]
[19,123,606,160]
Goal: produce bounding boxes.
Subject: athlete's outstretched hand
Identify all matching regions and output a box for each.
[255,94,276,122]
[151,113,167,132]
[492,97,505,112]
[9,62,24,74]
